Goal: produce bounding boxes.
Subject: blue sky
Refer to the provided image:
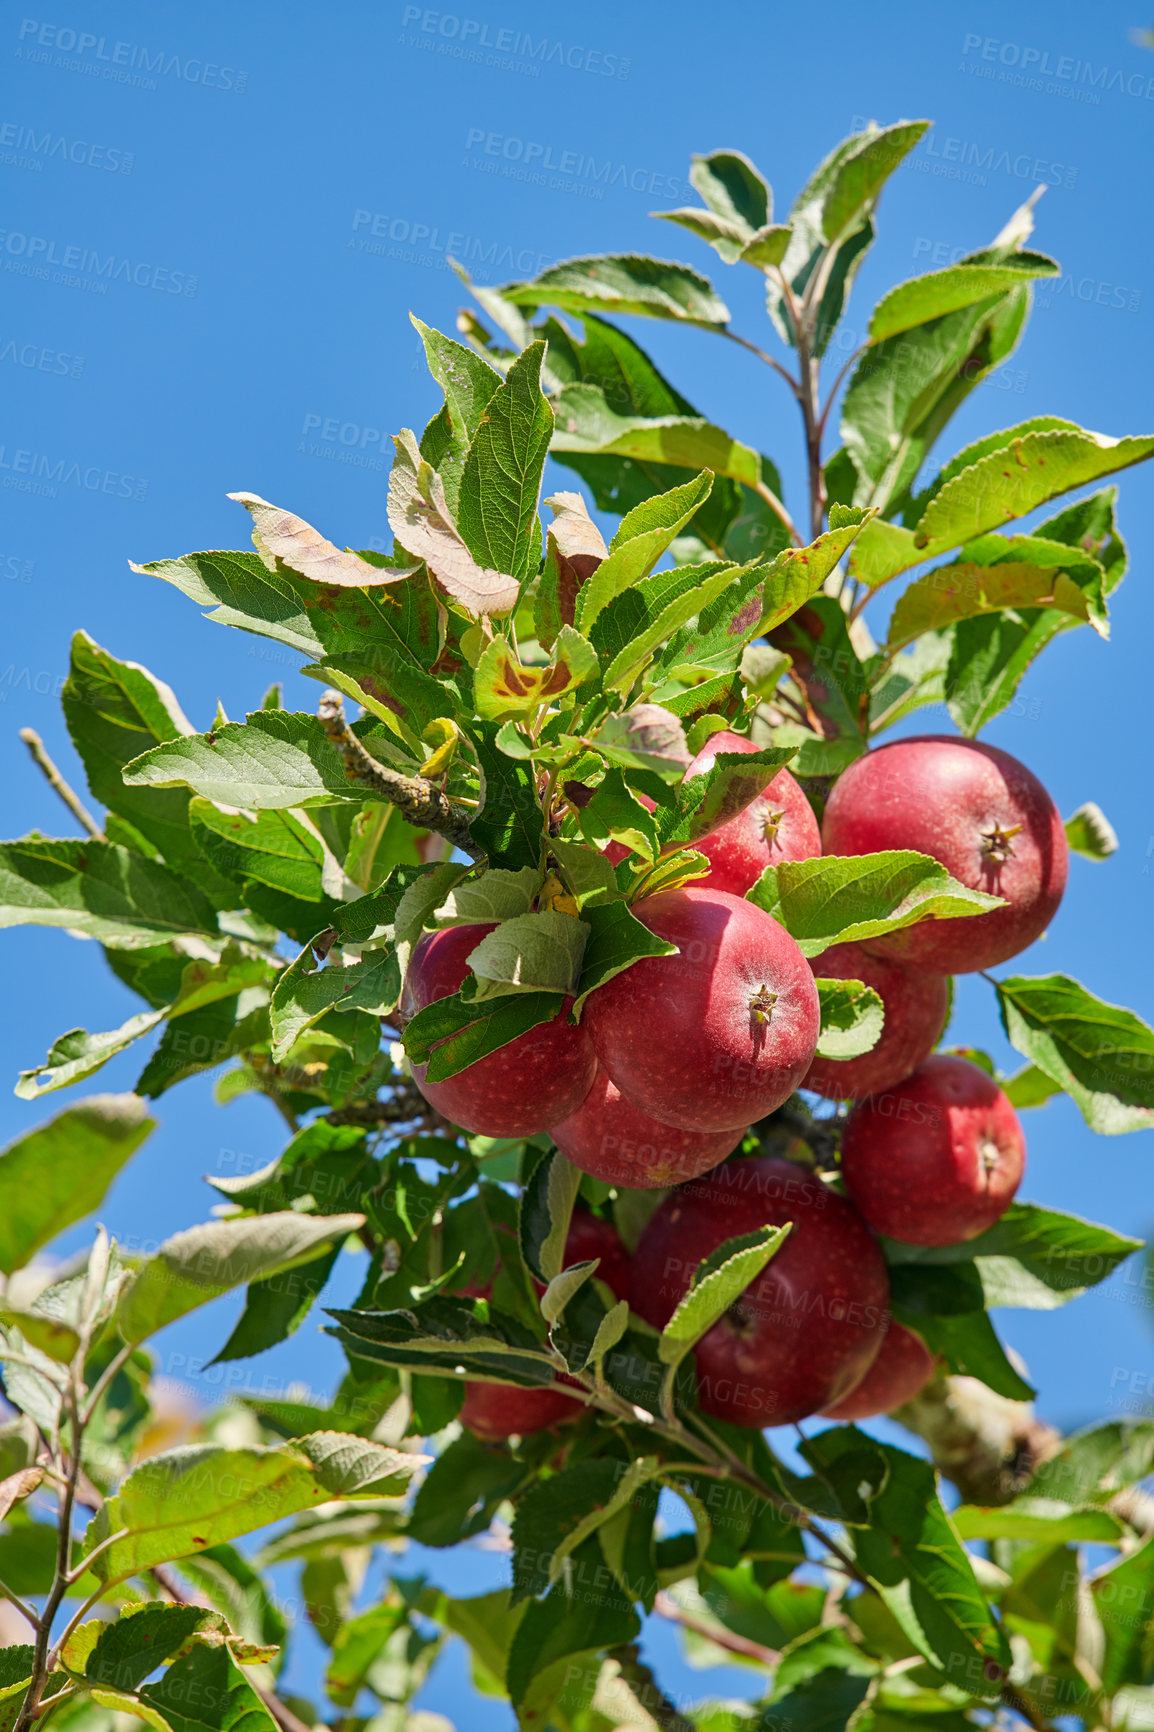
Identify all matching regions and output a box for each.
[2,0,1153,1719]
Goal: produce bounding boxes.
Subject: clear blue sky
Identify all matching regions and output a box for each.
[3,0,1153,1719]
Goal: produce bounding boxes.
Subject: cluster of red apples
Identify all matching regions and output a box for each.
[401,732,1068,1439]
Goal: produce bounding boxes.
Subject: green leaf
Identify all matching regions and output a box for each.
[1001,1062,1064,1110]
[462,911,589,1000]
[0,1307,79,1363]
[691,149,771,231]
[211,1244,342,1364]
[116,1212,365,1345]
[403,989,565,1083]
[654,205,755,265]
[586,703,690,781]
[507,1536,641,1708]
[299,647,455,737]
[325,1599,408,1707]
[0,1095,154,1275]
[952,1499,1124,1543]
[887,543,1108,650]
[1028,1420,1154,1506]
[1065,801,1118,861]
[386,429,519,617]
[520,1148,583,1284]
[326,1296,558,1387]
[914,425,1154,553]
[748,850,1003,958]
[552,385,765,493]
[457,341,553,588]
[592,559,746,696]
[188,799,325,900]
[821,121,929,242]
[814,978,884,1060]
[228,491,412,589]
[1092,1534,1154,1692]
[658,1224,791,1367]
[83,1433,427,1584]
[850,1440,1010,1694]
[657,745,798,849]
[503,253,730,326]
[78,1604,222,1692]
[139,1639,277,1732]
[123,711,375,811]
[571,895,678,1016]
[0,838,219,944]
[408,1430,535,1548]
[995,973,1154,1134]
[411,314,502,442]
[758,513,876,634]
[888,1265,1033,1399]
[869,256,1058,342]
[470,719,547,869]
[269,947,399,1061]
[536,491,608,649]
[434,865,542,924]
[510,1460,646,1602]
[575,471,715,632]
[16,1009,167,1100]
[579,767,661,864]
[539,1259,598,1325]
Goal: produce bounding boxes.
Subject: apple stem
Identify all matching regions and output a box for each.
[749,986,778,1025]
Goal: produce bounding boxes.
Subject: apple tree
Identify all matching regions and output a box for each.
[2,120,1154,1732]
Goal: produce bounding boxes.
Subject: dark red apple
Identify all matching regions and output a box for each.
[819,1321,936,1420]
[401,923,596,1136]
[583,888,821,1133]
[629,1156,888,1427]
[840,1054,1025,1246]
[803,941,950,1101]
[460,1209,630,1440]
[683,730,821,894]
[551,1068,743,1188]
[820,735,1068,974]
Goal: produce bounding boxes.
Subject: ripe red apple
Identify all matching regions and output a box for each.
[820,735,1068,974]
[802,941,950,1101]
[683,730,821,894]
[819,1321,936,1420]
[629,1157,888,1426]
[840,1054,1025,1246]
[583,888,821,1133]
[551,1068,743,1188]
[461,1209,629,1441]
[401,923,596,1136]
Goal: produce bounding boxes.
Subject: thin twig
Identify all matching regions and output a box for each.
[17,1376,85,1732]
[654,1589,780,1667]
[720,328,802,399]
[316,690,483,861]
[607,1642,697,1732]
[18,730,104,841]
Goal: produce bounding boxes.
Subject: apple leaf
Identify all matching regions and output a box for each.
[141,1641,278,1732]
[552,387,764,491]
[952,1500,1123,1543]
[591,559,745,695]
[502,254,731,326]
[1064,802,1118,861]
[658,1224,792,1367]
[657,745,798,847]
[228,491,411,588]
[1091,1534,1154,1693]
[536,491,607,649]
[868,256,1058,343]
[579,767,661,864]
[749,850,1004,957]
[575,471,714,631]
[887,1264,1034,1399]
[995,974,1154,1134]
[586,703,690,781]
[0,1095,155,1276]
[520,1148,583,1284]
[474,627,598,718]
[16,1008,168,1100]
[457,342,553,588]
[570,897,678,1016]
[402,989,566,1083]
[433,865,542,925]
[0,837,220,945]
[124,711,371,810]
[539,1260,598,1326]
[270,948,400,1061]
[116,1211,366,1344]
[463,911,590,1000]
[814,978,884,1060]
[326,1296,559,1387]
[887,545,1108,650]
[758,512,875,634]
[510,1459,657,1603]
[386,430,519,617]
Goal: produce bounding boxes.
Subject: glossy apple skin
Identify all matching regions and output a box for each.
[820,735,1068,974]
[401,923,596,1136]
[684,730,821,895]
[840,1054,1025,1246]
[551,1067,743,1188]
[629,1157,888,1427]
[803,941,950,1101]
[583,888,821,1134]
[461,1211,630,1441]
[819,1321,936,1420]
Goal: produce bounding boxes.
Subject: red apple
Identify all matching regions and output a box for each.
[683,730,821,894]
[819,1321,936,1420]
[461,1209,630,1440]
[629,1157,888,1426]
[840,1054,1025,1246]
[551,1068,743,1188]
[803,941,950,1101]
[820,735,1068,974]
[583,888,821,1133]
[401,923,596,1136]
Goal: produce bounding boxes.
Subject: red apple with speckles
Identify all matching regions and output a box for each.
[840,1054,1025,1246]
[819,1320,936,1420]
[551,1067,743,1188]
[629,1157,888,1426]
[583,888,820,1133]
[682,730,821,894]
[400,923,596,1136]
[820,735,1067,974]
[803,941,950,1101]
[460,1210,630,1441]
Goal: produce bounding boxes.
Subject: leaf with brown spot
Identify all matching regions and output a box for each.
[386,431,519,617]
[228,492,415,588]
[474,628,598,720]
[536,491,607,649]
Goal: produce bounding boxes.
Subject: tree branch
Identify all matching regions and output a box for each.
[654,1589,780,1667]
[324,1082,431,1129]
[18,730,104,841]
[316,690,484,861]
[894,1373,1061,1506]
